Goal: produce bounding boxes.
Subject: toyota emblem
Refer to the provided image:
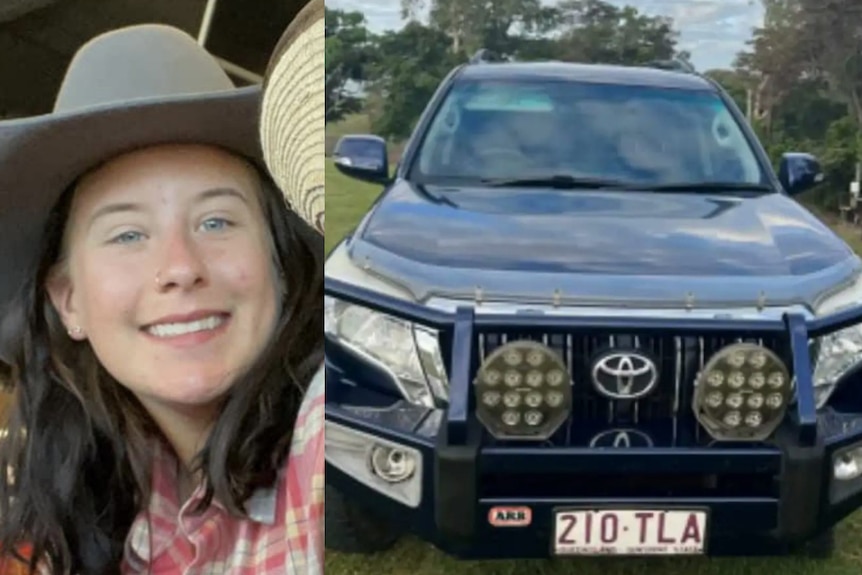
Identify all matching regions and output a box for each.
[590,349,659,400]
[589,428,654,448]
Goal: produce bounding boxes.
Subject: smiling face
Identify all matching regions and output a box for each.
[46,144,281,421]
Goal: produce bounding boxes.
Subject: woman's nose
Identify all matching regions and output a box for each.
[154,230,207,291]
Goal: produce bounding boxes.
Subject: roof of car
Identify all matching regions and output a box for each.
[455,61,715,91]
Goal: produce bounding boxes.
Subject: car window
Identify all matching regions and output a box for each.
[414,78,764,187]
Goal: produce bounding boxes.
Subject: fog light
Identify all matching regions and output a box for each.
[474,340,572,440]
[834,446,862,481]
[369,445,416,483]
[326,421,423,507]
[693,342,791,441]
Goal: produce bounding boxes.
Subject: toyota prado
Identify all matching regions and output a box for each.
[323,53,862,559]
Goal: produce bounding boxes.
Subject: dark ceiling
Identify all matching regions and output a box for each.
[0,0,308,118]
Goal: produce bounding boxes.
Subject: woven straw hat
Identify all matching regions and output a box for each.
[259,0,325,234]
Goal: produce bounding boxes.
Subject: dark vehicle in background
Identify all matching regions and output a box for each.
[323,52,862,560]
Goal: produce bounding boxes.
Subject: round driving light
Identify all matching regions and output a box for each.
[525,410,543,426]
[745,411,763,427]
[749,351,767,369]
[546,391,564,407]
[482,391,501,406]
[693,342,791,441]
[749,373,765,389]
[766,393,783,409]
[747,394,764,409]
[547,370,564,386]
[504,370,522,387]
[504,350,522,366]
[369,445,416,483]
[728,372,745,388]
[526,370,543,387]
[726,393,744,409]
[728,351,746,368]
[503,391,520,407]
[474,340,572,440]
[723,411,741,427]
[707,371,724,386]
[525,392,543,407]
[706,391,723,407]
[767,372,785,388]
[526,350,544,367]
[502,410,520,426]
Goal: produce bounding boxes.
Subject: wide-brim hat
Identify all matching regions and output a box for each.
[260,0,324,234]
[0,24,264,316]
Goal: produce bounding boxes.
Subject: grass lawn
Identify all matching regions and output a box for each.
[324,157,862,575]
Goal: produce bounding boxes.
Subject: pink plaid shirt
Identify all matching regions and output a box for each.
[119,366,325,574]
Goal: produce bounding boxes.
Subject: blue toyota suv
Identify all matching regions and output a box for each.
[324,52,862,559]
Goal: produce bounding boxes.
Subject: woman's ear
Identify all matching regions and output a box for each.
[45,264,85,340]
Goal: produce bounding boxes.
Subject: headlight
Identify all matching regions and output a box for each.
[473,340,572,440]
[325,296,449,407]
[811,327,862,408]
[812,275,862,408]
[693,343,792,442]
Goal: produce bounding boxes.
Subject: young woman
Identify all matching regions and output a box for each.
[0,17,323,575]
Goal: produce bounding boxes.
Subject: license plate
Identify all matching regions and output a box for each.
[553,509,707,555]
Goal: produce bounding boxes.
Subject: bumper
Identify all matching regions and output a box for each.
[324,277,862,558]
[327,399,862,558]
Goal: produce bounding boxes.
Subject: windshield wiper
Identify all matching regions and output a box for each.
[481,175,631,189]
[638,182,775,194]
[480,176,776,194]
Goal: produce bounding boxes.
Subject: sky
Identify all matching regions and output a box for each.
[325,0,765,71]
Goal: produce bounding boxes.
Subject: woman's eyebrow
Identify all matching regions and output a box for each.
[196,187,249,206]
[86,187,249,231]
[86,202,144,231]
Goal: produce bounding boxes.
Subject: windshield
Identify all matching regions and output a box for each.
[413,78,766,188]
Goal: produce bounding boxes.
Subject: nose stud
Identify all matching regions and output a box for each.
[155,271,162,287]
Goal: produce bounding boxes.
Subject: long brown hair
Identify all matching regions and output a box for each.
[0,160,323,574]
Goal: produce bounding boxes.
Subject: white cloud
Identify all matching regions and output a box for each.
[326,0,764,70]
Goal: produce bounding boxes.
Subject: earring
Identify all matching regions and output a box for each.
[68,326,84,338]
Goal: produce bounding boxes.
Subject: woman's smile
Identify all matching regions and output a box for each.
[140,310,232,347]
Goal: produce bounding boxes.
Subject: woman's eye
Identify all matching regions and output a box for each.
[110,230,144,244]
[200,217,233,232]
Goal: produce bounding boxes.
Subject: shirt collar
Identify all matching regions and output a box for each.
[153,436,280,525]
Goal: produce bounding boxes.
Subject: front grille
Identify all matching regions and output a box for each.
[476,331,789,427]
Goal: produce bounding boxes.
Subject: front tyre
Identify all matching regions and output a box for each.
[325,484,400,554]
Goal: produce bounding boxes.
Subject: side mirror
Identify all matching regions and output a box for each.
[332,134,390,185]
[778,152,824,196]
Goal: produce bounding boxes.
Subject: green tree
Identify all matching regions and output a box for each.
[365,22,460,139]
[554,0,680,65]
[325,8,374,123]
[795,0,862,128]
[401,0,560,56]
[731,0,861,209]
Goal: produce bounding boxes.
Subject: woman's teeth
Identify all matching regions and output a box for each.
[147,315,225,338]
